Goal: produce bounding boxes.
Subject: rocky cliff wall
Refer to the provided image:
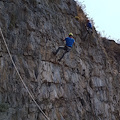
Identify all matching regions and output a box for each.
[0,0,120,120]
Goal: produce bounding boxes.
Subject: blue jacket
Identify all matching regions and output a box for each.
[87,22,92,29]
[65,37,75,47]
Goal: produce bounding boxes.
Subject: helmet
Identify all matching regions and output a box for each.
[87,19,89,22]
[69,33,73,36]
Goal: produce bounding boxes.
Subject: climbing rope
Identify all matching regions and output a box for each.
[0,28,50,120]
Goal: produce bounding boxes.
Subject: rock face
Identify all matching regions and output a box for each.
[0,0,120,120]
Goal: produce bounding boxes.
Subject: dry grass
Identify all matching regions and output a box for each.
[76,4,87,22]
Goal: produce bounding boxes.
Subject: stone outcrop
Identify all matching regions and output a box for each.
[0,0,120,120]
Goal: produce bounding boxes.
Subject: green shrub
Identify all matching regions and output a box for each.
[0,103,9,112]
[75,16,80,20]
[9,13,16,29]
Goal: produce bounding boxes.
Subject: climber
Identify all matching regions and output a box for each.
[53,33,75,61]
[86,19,93,34]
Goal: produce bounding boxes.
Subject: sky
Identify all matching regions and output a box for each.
[77,0,120,42]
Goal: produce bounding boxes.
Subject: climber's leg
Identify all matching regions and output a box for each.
[58,50,68,61]
[87,28,93,34]
[53,46,65,55]
[58,46,71,61]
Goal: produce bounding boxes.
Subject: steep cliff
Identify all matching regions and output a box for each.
[0,0,120,120]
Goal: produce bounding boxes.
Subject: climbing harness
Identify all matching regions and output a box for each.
[0,28,50,120]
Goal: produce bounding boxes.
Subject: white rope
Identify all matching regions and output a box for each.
[0,28,50,120]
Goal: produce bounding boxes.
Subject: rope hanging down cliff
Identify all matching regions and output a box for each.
[0,28,50,120]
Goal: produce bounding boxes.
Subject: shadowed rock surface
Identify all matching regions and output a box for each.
[0,0,120,120]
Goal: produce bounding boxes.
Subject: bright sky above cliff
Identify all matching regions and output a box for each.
[77,0,120,42]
